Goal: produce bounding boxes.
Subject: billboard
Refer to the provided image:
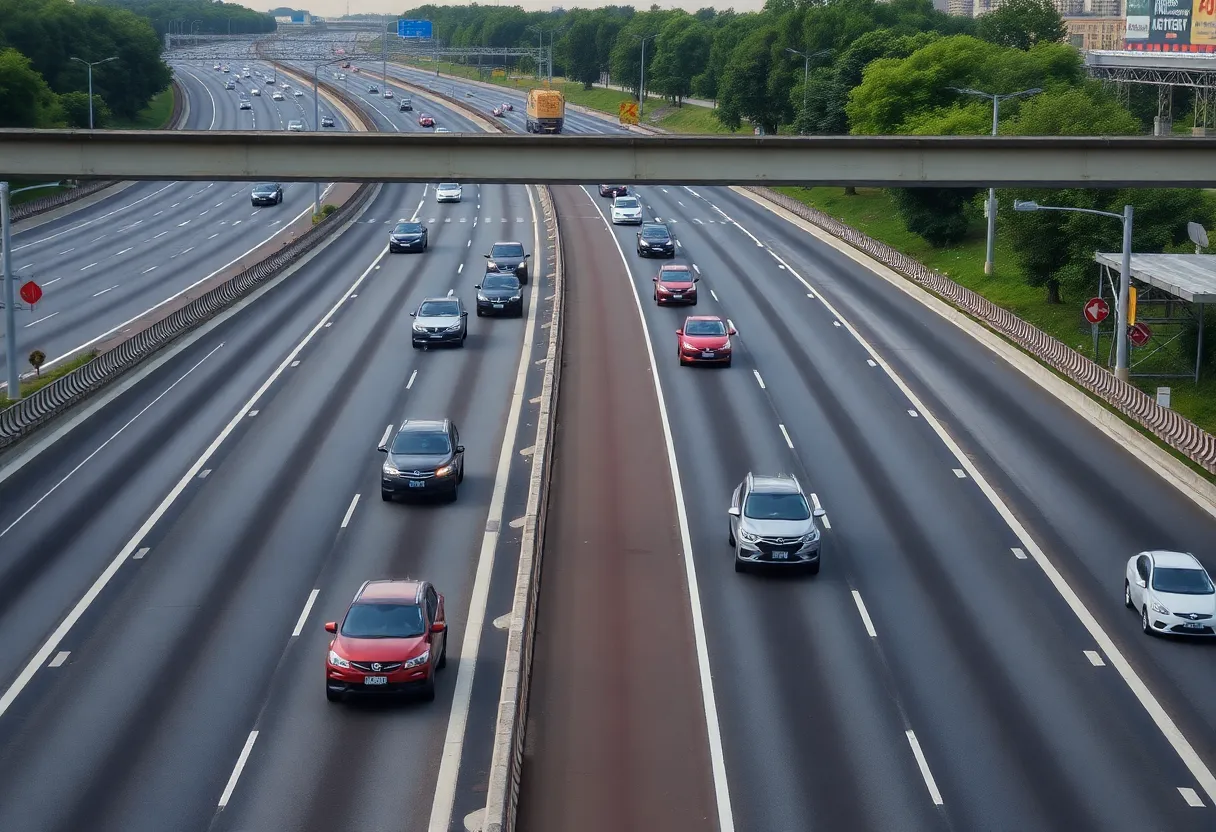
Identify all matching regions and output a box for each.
[397,19,433,39]
[1125,0,1216,50]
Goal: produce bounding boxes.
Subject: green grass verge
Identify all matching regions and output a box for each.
[8,180,72,206]
[110,86,177,130]
[0,351,99,410]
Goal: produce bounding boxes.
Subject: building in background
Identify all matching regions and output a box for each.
[949,0,1123,16]
[1066,15,1127,49]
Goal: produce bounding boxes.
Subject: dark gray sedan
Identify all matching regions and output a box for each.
[378,419,465,502]
[475,273,523,317]
[251,183,283,206]
[484,241,530,284]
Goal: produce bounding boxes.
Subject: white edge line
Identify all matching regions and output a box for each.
[851,590,878,638]
[426,185,544,832]
[578,184,736,832]
[217,730,259,807]
[905,730,944,805]
[339,493,361,529]
[291,589,320,637]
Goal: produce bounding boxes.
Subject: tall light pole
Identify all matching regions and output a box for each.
[70,56,119,129]
[950,86,1042,275]
[527,25,562,83]
[630,33,658,119]
[785,47,831,133]
[312,55,347,215]
[1015,199,1134,381]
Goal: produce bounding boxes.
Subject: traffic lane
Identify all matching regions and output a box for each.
[580,185,944,831]
[514,186,717,832]
[213,224,540,832]
[0,183,421,718]
[713,187,1216,752]
[175,65,221,130]
[0,185,519,832]
[634,184,1213,827]
[333,71,483,134]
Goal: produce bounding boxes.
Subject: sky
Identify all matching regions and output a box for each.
[280,0,767,18]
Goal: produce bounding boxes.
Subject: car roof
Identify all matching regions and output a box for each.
[419,295,461,306]
[492,240,524,247]
[685,315,724,322]
[398,418,449,433]
[357,579,422,603]
[660,263,690,270]
[748,473,803,494]
[1147,550,1205,569]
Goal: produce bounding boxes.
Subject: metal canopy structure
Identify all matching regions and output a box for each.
[1093,251,1212,381]
[9,131,1216,187]
[1084,50,1216,135]
[165,31,542,64]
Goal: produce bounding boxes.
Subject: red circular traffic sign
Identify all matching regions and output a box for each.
[1083,297,1110,324]
[1128,322,1153,347]
[19,281,42,305]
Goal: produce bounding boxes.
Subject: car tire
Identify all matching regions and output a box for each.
[448,481,459,503]
[807,561,821,576]
[381,490,392,502]
[691,297,698,305]
[411,341,421,349]
[1141,605,1153,635]
[1124,581,1134,609]
[734,558,745,574]
[437,640,448,669]
[724,356,732,368]
[420,674,436,702]
[458,462,464,484]
[728,524,735,547]
[326,687,342,703]
[476,308,484,317]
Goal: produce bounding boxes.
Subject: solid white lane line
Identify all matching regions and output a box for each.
[1011,547,1028,560]
[906,730,944,805]
[851,591,878,638]
[427,186,544,832]
[577,185,735,832]
[133,547,150,560]
[753,370,765,389]
[92,285,118,297]
[48,652,70,668]
[291,589,320,637]
[23,312,59,328]
[1179,787,1204,807]
[406,370,417,390]
[779,424,794,449]
[217,730,259,807]
[340,494,361,528]
[1084,650,1106,667]
[953,469,966,479]
[12,182,177,254]
[0,248,383,719]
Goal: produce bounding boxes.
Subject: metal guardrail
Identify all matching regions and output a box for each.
[0,72,379,450]
[10,77,189,223]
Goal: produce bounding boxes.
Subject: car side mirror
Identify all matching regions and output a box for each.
[324,621,337,633]
[813,508,826,519]
[431,621,447,634]
[525,253,532,259]
[729,328,737,335]
[1136,577,1147,588]
[675,328,683,336]
[377,443,388,453]
[652,277,658,282]
[455,444,465,453]
[727,506,741,517]
[694,277,700,282]
[483,253,490,258]
[474,284,481,289]
[409,312,416,318]
[461,311,468,316]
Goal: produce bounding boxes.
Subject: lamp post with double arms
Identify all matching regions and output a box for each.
[70,56,119,129]
[785,47,832,133]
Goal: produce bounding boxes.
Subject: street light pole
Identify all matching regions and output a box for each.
[632,33,658,120]
[1014,199,1135,381]
[785,48,831,133]
[312,56,346,215]
[950,86,1042,275]
[70,56,119,129]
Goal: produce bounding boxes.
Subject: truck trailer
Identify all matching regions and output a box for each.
[525,89,565,134]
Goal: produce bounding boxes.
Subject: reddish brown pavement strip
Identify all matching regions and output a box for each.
[516,185,718,832]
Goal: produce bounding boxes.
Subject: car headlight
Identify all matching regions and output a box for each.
[404,650,429,668]
[328,650,351,669]
[486,261,498,269]
[803,529,820,544]
[739,528,758,543]
[435,464,455,477]
[477,294,488,302]
[446,322,462,331]
[682,341,698,351]
[1150,599,1171,616]
[509,295,521,302]
[412,323,426,332]
[382,460,399,475]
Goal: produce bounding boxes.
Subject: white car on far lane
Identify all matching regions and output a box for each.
[611,195,643,225]
[435,183,462,203]
[1125,550,1215,636]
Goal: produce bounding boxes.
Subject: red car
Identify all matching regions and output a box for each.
[325,579,448,702]
[677,316,736,367]
[419,114,435,127]
[653,264,698,305]
[599,184,628,197]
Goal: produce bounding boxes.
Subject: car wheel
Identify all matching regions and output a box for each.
[420,674,436,702]
[411,341,421,349]
[326,687,342,703]
[691,297,698,305]
[1124,581,1134,609]
[437,640,447,670]
[724,356,732,368]
[476,308,484,317]
[734,558,745,574]
[448,481,459,503]
[381,489,392,502]
[458,462,464,484]
[728,523,735,547]
[1141,605,1153,635]
[807,561,821,576]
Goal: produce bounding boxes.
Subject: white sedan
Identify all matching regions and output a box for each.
[287,120,304,132]
[435,183,462,203]
[272,91,284,101]
[611,195,644,225]
[1126,550,1215,636]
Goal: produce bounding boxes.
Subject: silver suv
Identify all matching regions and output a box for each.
[728,473,825,574]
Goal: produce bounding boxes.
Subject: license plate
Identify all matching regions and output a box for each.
[671,294,683,300]
[363,676,388,685]
[408,480,425,488]
[771,551,788,560]
[702,351,714,358]
[430,334,443,339]
[1183,622,1204,629]
[493,303,504,309]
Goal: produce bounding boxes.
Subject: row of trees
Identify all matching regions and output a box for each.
[99,0,278,37]
[0,0,173,128]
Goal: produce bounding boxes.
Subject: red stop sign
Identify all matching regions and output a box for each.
[19,281,42,305]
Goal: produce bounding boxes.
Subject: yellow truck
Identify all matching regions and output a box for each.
[525,88,565,134]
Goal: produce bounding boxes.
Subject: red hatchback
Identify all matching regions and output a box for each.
[325,579,447,702]
[677,316,736,367]
[653,264,698,306]
[419,114,435,127]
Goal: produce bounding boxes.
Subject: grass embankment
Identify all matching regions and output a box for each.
[0,351,99,410]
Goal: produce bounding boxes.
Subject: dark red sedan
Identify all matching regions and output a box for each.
[419,114,435,127]
[653,264,698,306]
[677,316,736,367]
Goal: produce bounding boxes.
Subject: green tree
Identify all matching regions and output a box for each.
[976,0,1066,51]
[717,26,786,133]
[650,16,712,104]
[0,47,62,127]
[60,91,111,129]
[560,19,601,88]
[609,12,671,98]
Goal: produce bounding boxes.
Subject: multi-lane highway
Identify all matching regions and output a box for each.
[0,64,551,832]
[370,64,1216,831]
[2,62,347,379]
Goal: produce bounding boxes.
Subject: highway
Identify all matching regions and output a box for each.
[0,66,548,832]
[374,64,1216,831]
[2,62,346,379]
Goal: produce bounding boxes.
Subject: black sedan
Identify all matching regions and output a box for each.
[475,273,524,317]
[251,183,283,206]
[599,184,629,198]
[389,220,428,253]
[484,241,530,283]
[637,222,675,258]
[378,418,465,502]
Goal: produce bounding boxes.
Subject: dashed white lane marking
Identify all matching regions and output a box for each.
[906,730,944,805]
[198,469,212,479]
[217,730,259,807]
[24,312,59,328]
[851,591,878,638]
[1084,650,1106,667]
[133,547,150,560]
[710,289,719,301]
[1179,787,1204,807]
[406,370,417,390]
[80,262,98,271]
[908,409,919,418]
[92,285,118,297]
[142,266,157,274]
[832,320,841,327]
[692,264,701,274]
[779,424,794,449]
[866,359,877,367]
[152,231,168,240]
[44,278,61,286]
[292,589,320,637]
[806,291,816,298]
[115,247,133,256]
[290,360,300,367]
[458,263,464,273]
[1012,547,1028,560]
[48,651,70,668]
[953,469,966,479]
[340,493,361,529]
[208,233,219,240]
[248,410,259,417]
[753,370,765,389]
[379,424,394,448]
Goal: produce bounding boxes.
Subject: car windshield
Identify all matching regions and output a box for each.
[341,603,425,638]
[660,269,692,282]
[685,319,726,336]
[393,223,422,234]
[482,275,519,290]
[253,184,275,192]
[1153,566,1215,595]
[642,226,668,239]
[491,243,524,258]
[391,430,451,455]
[418,300,460,317]
[616,198,639,208]
[439,183,459,190]
[744,492,811,521]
